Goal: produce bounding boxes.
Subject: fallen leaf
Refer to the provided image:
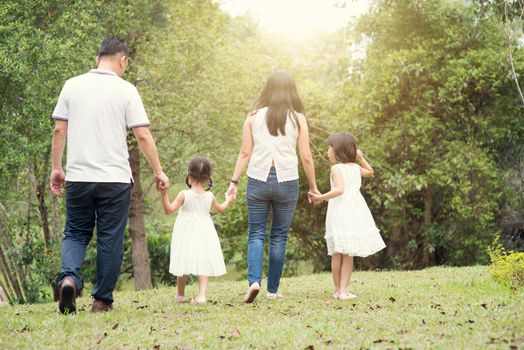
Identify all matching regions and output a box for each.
[153,345,160,350]
[305,346,314,350]
[20,325,30,333]
[112,323,119,330]
[480,303,488,309]
[422,319,426,325]
[225,303,234,307]
[467,320,475,324]
[95,332,107,344]
[231,329,240,338]
[389,297,396,303]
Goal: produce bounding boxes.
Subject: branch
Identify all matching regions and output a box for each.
[504,0,524,108]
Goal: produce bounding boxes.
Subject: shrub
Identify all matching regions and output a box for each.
[488,236,524,288]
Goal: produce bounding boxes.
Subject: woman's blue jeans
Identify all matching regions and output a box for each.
[246,168,299,293]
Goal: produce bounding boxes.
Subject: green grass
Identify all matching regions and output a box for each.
[0,266,522,349]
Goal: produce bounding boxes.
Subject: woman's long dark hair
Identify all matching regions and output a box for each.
[252,71,305,136]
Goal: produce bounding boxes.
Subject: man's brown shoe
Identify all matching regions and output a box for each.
[58,277,77,314]
[91,299,113,313]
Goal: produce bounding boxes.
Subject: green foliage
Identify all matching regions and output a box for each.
[488,236,524,288]
[145,227,177,287]
[339,0,523,268]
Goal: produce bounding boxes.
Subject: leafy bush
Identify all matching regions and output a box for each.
[488,236,524,288]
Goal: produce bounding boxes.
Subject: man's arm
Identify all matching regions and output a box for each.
[132,126,169,190]
[50,120,68,196]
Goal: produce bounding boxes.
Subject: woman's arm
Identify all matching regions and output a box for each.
[309,166,344,204]
[296,113,318,194]
[226,115,255,199]
[357,150,374,177]
[161,191,185,214]
[211,193,234,214]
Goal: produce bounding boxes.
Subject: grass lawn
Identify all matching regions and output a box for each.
[0,266,522,349]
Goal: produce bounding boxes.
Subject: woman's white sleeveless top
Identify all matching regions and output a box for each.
[247,107,299,183]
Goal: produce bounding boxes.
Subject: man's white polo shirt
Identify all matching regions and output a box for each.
[52,69,150,183]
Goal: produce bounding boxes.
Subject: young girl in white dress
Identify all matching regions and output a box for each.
[161,156,233,304]
[309,132,386,300]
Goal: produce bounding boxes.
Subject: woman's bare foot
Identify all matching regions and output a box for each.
[176,295,185,303]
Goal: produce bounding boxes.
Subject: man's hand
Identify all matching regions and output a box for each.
[154,171,170,191]
[50,169,66,196]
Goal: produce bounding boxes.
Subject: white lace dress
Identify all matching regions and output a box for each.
[325,163,386,257]
[169,190,226,277]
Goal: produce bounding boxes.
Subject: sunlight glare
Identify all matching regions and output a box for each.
[218,0,370,37]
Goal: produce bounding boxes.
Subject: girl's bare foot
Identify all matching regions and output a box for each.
[332,291,340,299]
[338,292,357,300]
[176,295,185,303]
[191,296,206,304]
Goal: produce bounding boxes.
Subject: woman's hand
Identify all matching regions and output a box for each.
[308,191,323,205]
[307,187,321,205]
[226,182,238,202]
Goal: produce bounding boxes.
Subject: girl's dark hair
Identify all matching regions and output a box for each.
[185,156,213,191]
[327,132,357,163]
[252,71,305,136]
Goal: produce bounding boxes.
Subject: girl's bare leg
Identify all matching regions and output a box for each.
[177,275,188,302]
[197,275,209,300]
[339,255,354,294]
[331,253,342,293]
[177,275,188,296]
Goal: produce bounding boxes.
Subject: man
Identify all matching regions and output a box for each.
[50,37,169,314]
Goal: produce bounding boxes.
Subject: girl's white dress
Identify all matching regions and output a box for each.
[169,190,226,277]
[325,163,386,257]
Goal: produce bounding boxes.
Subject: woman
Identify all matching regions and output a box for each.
[227,71,318,303]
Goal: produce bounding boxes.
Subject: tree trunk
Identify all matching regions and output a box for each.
[420,187,434,267]
[0,246,24,302]
[128,146,152,290]
[0,281,11,303]
[0,253,15,302]
[36,182,51,250]
[49,192,61,239]
[28,163,51,250]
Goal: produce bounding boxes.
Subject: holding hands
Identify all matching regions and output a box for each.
[308,190,323,205]
[155,170,170,191]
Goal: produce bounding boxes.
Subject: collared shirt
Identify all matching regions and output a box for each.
[246,107,299,183]
[52,69,150,183]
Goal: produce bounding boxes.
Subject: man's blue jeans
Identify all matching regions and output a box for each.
[246,168,299,293]
[57,182,132,304]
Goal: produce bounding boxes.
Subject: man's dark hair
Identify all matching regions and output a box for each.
[97,36,128,57]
